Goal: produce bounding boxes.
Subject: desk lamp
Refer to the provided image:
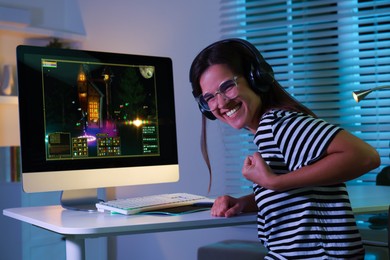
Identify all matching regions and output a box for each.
[352,86,390,102]
[353,86,390,235]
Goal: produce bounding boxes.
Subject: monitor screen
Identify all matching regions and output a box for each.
[16,45,179,210]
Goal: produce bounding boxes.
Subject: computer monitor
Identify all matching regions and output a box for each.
[16,45,179,211]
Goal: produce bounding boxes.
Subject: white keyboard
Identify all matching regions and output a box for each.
[96,193,214,215]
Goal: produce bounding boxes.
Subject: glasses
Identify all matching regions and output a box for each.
[196,76,239,111]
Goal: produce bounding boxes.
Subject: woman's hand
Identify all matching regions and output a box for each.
[211,194,257,217]
[242,152,276,189]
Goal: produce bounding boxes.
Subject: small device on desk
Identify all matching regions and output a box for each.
[96,192,214,215]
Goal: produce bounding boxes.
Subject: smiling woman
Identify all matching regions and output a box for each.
[188,38,380,259]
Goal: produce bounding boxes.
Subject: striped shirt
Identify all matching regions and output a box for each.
[253,109,364,259]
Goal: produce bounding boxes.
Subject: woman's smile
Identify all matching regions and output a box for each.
[226,103,241,117]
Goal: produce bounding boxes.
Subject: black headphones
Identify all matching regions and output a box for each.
[189,38,274,120]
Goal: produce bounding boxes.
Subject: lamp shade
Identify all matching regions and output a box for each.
[352,85,390,102]
[0,97,20,146]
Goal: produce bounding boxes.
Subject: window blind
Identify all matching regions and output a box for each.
[219,0,390,194]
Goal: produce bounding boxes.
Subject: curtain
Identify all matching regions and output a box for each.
[219,0,390,194]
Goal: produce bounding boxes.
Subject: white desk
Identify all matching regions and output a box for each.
[3,185,390,260]
[3,205,256,260]
[348,185,390,214]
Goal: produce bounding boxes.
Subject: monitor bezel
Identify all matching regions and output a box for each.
[16,45,179,193]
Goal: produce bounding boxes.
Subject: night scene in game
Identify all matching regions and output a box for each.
[41,59,159,160]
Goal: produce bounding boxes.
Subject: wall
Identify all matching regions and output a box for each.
[78,0,226,197]
[78,1,257,260]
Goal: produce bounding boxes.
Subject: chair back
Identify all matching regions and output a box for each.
[376,166,390,186]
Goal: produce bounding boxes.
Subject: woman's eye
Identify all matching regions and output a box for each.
[203,94,214,102]
[220,80,235,92]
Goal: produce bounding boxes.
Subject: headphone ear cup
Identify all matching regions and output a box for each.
[232,39,273,93]
[249,63,271,93]
[198,104,216,120]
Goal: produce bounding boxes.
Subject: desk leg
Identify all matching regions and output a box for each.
[65,236,85,260]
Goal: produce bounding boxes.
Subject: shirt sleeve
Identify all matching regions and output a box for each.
[271,111,342,171]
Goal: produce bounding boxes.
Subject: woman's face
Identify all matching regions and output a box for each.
[199,64,262,132]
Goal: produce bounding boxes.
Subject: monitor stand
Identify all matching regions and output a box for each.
[60,189,101,212]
